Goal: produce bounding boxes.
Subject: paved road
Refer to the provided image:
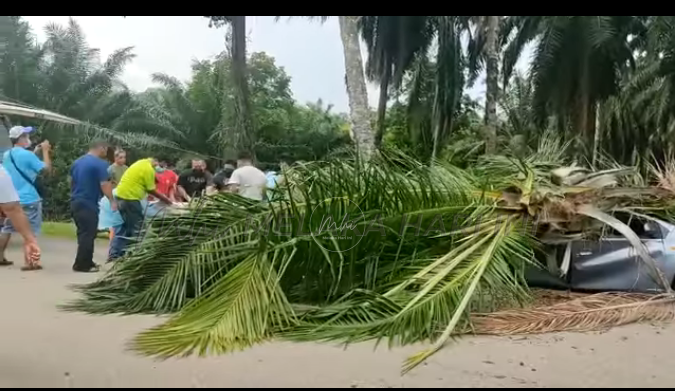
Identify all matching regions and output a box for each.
[1,238,675,387]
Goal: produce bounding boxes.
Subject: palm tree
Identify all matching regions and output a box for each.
[281,16,478,161]
[276,16,376,158]
[462,15,503,154]
[597,17,675,165]
[206,16,255,159]
[500,71,540,148]
[338,16,376,158]
[427,17,467,161]
[0,16,43,103]
[483,16,500,154]
[359,16,432,149]
[37,18,137,120]
[502,16,642,157]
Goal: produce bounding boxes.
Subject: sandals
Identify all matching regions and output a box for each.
[21,264,43,272]
[1,258,41,270]
[72,264,100,273]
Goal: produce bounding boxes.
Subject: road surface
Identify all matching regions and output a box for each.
[0,238,674,387]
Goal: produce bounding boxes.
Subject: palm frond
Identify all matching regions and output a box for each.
[132,253,296,357]
[473,292,675,335]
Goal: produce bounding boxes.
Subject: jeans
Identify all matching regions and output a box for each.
[71,201,99,270]
[108,198,144,261]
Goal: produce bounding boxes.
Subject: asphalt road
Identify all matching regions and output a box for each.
[1,238,674,388]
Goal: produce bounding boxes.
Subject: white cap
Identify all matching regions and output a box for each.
[8,126,34,139]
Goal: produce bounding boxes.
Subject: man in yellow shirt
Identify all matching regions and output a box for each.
[108,158,173,262]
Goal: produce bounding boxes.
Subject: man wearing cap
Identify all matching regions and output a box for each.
[0,126,51,270]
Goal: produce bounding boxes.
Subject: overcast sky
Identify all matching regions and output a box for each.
[23,16,530,114]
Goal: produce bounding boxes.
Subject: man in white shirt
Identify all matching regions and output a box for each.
[227,151,267,201]
[0,166,41,269]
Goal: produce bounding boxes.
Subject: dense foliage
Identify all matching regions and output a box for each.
[0,17,351,218]
[4,16,675,215]
[354,16,675,168]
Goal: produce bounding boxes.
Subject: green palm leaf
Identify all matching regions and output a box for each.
[132,252,296,358]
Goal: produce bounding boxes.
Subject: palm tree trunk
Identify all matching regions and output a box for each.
[484,15,500,154]
[590,101,599,165]
[430,79,447,162]
[338,15,375,158]
[374,66,390,149]
[576,40,591,152]
[230,16,255,159]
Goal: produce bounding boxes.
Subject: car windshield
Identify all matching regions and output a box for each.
[604,212,664,239]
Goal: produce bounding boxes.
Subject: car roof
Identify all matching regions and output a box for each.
[0,101,82,125]
[0,101,83,155]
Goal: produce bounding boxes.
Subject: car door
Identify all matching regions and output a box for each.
[569,214,668,292]
[0,115,11,163]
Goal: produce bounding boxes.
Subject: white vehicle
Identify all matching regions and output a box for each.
[0,100,83,161]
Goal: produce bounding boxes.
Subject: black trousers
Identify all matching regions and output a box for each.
[71,201,99,270]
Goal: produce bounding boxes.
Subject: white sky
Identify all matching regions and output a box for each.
[23,16,531,114]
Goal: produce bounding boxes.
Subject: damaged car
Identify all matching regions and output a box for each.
[526,211,675,293]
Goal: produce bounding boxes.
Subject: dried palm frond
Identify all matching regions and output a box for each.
[652,156,675,194]
[471,292,675,335]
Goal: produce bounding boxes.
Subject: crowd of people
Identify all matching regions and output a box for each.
[0,124,275,273]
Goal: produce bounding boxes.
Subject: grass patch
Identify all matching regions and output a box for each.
[43,222,109,240]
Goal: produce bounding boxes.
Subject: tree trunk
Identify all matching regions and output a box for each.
[431,80,442,162]
[374,66,390,149]
[230,16,255,160]
[338,16,375,158]
[575,40,591,153]
[589,101,599,165]
[484,15,499,154]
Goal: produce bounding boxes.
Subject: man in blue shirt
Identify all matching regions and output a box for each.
[70,140,115,273]
[1,125,51,271]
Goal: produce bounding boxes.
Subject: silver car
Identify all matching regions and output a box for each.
[527,212,675,293]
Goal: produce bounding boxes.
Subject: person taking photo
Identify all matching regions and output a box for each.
[0,126,50,271]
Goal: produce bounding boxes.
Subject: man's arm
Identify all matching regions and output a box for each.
[144,166,171,205]
[148,189,173,205]
[176,185,191,202]
[98,163,115,203]
[101,181,116,206]
[0,167,37,245]
[36,140,52,172]
[168,174,178,202]
[176,173,191,201]
[0,202,36,244]
[168,185,177,202]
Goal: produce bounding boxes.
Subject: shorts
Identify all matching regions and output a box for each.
[0,167,19,204]
[2,201,42,235]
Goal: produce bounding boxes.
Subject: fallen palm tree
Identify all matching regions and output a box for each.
[64,149,675,374]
